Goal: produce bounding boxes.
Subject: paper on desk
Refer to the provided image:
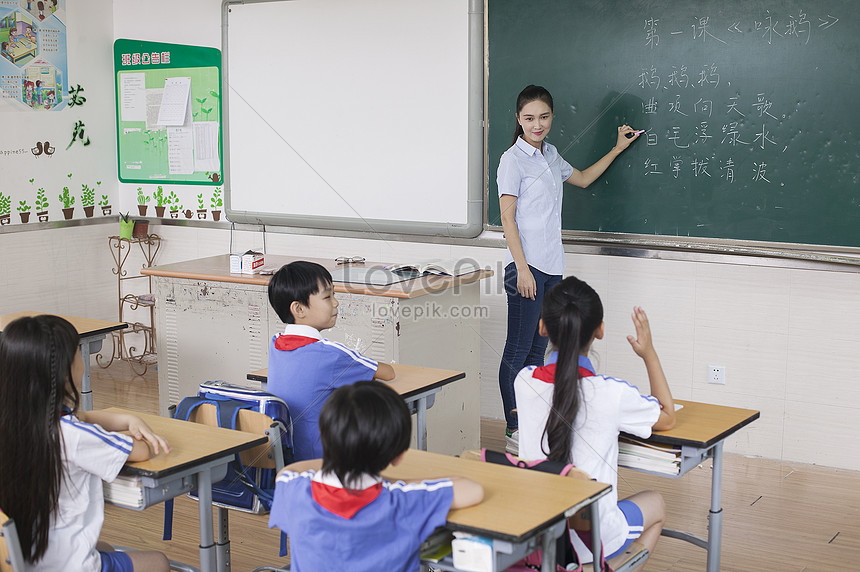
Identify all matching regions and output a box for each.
[157,77,191,126]
[119,73,146,122]
[193,121,220,172]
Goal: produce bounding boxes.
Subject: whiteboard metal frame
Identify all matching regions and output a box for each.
[221,0,484,238]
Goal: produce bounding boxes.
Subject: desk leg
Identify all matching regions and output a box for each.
[79,337,102,411]
[707,441,724,572]
[416,397,427,451]
[216,507,231,571]
[590,501,602,572]
[540,523,558,572]
[197,470,217,572]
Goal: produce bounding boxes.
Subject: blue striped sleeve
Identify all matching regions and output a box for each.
[61,416,133,454]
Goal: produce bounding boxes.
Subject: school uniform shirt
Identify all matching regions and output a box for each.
[497,137,574,276]
[514,352,661,562]
[269,469,453,572]
[267,324,378,461]
[35,415,133,571]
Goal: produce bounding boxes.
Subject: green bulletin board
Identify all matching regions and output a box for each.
[114,39,222,185]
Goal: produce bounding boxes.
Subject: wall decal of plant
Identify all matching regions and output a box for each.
[167,190,181,218]
[0,191,11,225]
[137,187,150,215]
[58,186,74,208]
[99,193,112,215]
[81,183,95,217]
[153,186,166,217]
[196,193,207,219]
[17,199,32,223]
[36,188,49,211]
[58,183,75,220]
[210,187,223,221]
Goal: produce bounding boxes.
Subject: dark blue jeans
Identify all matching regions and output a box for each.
[498,263,561,431]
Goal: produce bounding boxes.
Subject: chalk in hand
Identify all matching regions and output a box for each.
[625,129,647,139]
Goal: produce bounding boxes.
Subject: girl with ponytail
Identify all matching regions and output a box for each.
[0,315,170,571]
[497,85,640,455]
[514,277,675,568]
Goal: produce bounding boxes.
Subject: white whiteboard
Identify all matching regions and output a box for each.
[223,0,483,237]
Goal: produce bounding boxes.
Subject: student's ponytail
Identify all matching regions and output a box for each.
[540,277,603,464]
[510,85,554,147]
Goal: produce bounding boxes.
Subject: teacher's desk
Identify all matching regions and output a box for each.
[142,254,492,455]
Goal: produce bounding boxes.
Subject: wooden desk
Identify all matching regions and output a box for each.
[248,363,466,450]
[295,449,611,572]
[0,312,127,411]
[104,408,267,572]
[143,254,492,454]
[621,400,759,572]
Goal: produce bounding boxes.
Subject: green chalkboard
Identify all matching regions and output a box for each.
[114,39,222,185]
[487,0,859,247]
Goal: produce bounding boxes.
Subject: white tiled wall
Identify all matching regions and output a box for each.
[0,224,115,320]
[5,222,859,469]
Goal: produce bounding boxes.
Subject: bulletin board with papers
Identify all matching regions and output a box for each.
[113,39,222,185]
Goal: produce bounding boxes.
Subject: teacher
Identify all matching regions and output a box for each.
[497,85,639,455]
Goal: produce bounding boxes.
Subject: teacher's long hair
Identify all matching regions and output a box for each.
[0,315,80,564]
[511,84,554,147]
[541,277,603,463]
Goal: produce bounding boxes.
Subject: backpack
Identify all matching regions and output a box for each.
[163,382,294,557]
[174,381,294,513]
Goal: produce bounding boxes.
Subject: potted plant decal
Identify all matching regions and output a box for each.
[137,187,150,216]
[119,212,134,239]
[99,195,111,215]
[80,184,95,217]
[167,190,180,218]
[58,187,74,220]
[154,186,166,217]
[17,200,32,223]
[196,193,207,219]
[210,187,222,221]
[0,191,11,225]
[57,173,73,220]
[36,188,50,222]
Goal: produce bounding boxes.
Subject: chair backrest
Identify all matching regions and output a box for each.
[0,509,25,572]
[189,403,280,469]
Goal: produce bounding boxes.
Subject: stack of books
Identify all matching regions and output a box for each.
[103,474,144,508]
[618,436,682,476]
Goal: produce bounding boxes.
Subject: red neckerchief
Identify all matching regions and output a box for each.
[274,335,318,351]
[311,481,383,519]
[532,363,595,384]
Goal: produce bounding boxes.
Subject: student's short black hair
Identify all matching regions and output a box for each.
[319,381,411,490]
[267,261,333,324]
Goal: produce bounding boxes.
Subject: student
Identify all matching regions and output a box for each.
[267,260,396,461]
[0,315,170,572]
[269,381,483,571]
[514,277,675,568]
[497,84,640,454]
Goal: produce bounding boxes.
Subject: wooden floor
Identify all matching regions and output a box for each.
[94,361,860,571]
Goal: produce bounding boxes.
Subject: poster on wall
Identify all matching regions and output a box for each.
[114,39,222,185]
[0,0,67,112]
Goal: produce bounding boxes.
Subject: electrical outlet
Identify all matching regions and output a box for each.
[708,365,726,385]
